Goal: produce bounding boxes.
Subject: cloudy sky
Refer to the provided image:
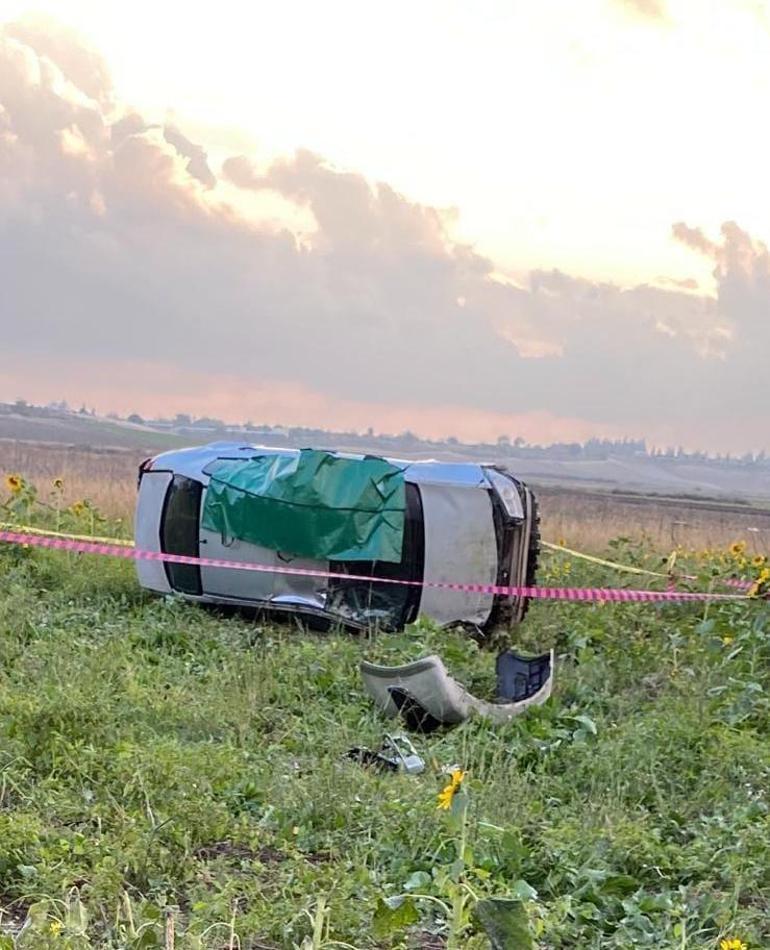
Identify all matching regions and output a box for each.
[1,0,769,451]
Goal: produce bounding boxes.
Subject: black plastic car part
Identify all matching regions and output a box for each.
[137,456,160,489]
[496,650,552,702]
[387,686,446,734]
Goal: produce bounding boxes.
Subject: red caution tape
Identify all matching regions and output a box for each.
[0,528,753,604]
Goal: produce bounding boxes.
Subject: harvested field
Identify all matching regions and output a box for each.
[539,486,770,554]
[2,441,769,553]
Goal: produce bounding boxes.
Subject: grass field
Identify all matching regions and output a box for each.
[1,463,770,948]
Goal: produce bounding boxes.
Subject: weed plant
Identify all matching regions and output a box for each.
[0,478,768,947]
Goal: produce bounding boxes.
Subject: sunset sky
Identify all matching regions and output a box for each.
[2,0,770,451]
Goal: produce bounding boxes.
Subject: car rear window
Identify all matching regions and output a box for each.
[161,475,202,595]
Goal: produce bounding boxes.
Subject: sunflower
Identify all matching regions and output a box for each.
[748,566,770,599]
[70,501,86,516]
[437,769,466,810]
[753,555,767,567]
[52,477,64,491]
[730,541,747,557]
[5,474,23,494]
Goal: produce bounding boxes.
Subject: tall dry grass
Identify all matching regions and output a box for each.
[2,441,769,554]
[0,441,140,519]
[538,487,770,555]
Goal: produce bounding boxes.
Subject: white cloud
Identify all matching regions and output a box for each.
[613,0,668,21]
[0,17,768,450]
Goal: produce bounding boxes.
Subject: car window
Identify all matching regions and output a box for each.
[327,483,424,629]
[161,475,202,595]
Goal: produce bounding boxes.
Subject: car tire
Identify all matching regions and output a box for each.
[518,491,541,623]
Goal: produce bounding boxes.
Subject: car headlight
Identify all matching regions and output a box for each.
[485,469,524,520]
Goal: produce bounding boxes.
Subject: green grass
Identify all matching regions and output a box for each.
[0,543,769,948]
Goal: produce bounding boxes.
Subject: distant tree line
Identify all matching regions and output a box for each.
[2,398,768,468]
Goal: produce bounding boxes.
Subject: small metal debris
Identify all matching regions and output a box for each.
[345,733,425,774]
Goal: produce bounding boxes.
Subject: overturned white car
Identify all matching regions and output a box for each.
[134,443,540,634]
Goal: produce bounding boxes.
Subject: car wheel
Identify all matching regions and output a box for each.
[517,491,541,624]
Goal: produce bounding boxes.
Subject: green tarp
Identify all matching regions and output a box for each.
[201,450,406,562]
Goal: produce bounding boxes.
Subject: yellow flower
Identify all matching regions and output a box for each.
[720,938,747,950]
[70,501,86,516]
[437,769,466,810]
[52,477,64,491]
[753,555,767,567]
[748,567,770,598]
[722,636,734,646]
[730,541,747,557]
[49,920,63,936]
[5,473,23,494]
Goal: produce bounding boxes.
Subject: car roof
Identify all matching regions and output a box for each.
[149,442,493,488]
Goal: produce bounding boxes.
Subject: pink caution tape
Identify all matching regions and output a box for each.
[0,528,754,604]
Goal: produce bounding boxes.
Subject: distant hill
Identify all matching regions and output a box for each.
[0,408,190,451]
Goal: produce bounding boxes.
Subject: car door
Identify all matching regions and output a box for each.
[326,483,424,630]
[198,503,277,603]
[198,485,329,609]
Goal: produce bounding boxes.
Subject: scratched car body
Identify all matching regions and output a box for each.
[134,442,540,634]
